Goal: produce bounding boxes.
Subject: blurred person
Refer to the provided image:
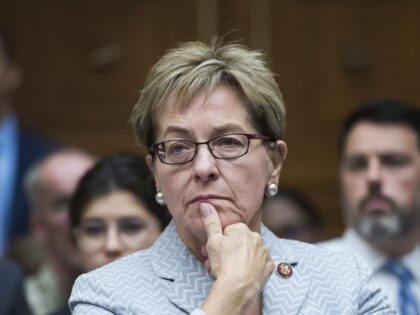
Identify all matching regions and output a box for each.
[262,187,323,243]
[6,233,45,276]
[24,149,94,315]
[0,27,55,255]
[0,258,31,315]
[320,100,420,314]
[51,153,170,315]
[70,40,392,314]
[70,153,170,272]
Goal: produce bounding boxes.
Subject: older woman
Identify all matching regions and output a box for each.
[69,41,393,314]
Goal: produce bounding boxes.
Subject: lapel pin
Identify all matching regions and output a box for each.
[276,262,293,279]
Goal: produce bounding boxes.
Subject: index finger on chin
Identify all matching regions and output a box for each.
[200,202,222,239]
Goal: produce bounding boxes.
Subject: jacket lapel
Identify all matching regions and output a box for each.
[150,222,311,314]
[262,226,311,314]
[150,221,214,314]
[166,251,213,313]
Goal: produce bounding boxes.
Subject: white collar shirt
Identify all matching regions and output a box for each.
[319,228,420,312]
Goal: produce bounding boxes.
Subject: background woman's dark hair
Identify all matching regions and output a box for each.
[70,153,170,230]
[270,187,323,229]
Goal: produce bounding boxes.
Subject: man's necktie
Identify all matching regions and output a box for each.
[384,260,419,315]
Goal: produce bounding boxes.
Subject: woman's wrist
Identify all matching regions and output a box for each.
[201,275,259,315]
[218,273,260,298]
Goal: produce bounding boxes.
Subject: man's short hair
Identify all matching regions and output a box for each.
[338,99,420,156]
[24,148,93,211]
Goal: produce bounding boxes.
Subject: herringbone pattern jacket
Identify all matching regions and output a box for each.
[69,221,394,314]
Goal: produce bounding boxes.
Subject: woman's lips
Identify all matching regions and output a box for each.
[190,195,225,204]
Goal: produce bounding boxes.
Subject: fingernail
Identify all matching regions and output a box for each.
[200,203,211,218]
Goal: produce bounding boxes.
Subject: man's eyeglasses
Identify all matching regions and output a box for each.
[150,133,273,165]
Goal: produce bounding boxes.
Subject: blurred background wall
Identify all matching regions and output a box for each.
[1,0,419,238]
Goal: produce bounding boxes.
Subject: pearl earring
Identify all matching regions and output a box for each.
[155,191,166,206]
[265,181,278,198]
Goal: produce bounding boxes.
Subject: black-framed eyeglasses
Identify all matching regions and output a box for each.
[150,133,274,165]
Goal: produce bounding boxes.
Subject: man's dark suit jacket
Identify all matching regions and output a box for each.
[0,259,32,315]
[8,128,56,243]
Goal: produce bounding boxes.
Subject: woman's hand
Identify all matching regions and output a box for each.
[199,202,273,315]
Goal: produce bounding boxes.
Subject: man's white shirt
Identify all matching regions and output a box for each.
[319,228,420,312]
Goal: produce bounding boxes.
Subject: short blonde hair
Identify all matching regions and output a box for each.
[131,39,286,149]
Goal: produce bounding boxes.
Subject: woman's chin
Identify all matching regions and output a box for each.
[181,213,242,239]
[179,216,207,239]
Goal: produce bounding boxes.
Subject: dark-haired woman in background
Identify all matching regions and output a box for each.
[51,153,169,315]
[70,153,170,272]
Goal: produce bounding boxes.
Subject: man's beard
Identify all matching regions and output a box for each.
[358,214,402,242]
[350,194,418,244]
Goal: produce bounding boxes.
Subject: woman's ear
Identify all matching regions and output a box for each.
[270,140,287,182]
[146,154,155,173]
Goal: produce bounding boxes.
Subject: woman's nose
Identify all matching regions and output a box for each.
[192,145,219,182]
[104,227,124,255]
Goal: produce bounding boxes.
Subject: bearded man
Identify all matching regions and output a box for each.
[320,100,420,315]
